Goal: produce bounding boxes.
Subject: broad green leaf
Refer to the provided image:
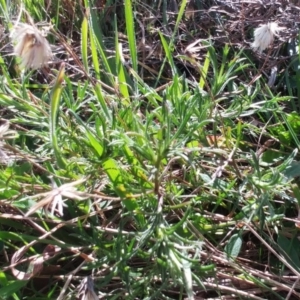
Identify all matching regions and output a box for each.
[123,145,153,189]
[225,233,242,260]
[278,234,300,271]
[0,271,8,288]
[102,158,137,212]
[0,280,27,299]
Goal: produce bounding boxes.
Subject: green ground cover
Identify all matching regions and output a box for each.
[1,0,300,299]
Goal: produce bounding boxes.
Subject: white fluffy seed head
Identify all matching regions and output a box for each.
[252,22,283,53]
[10,22,52,70]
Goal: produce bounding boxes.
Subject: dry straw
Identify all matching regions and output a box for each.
[10,16,52,70]
[78,276,98,300]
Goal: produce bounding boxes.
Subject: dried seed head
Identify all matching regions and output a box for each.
[10,22,52,70]
[25,178,88,217]
[252,22,284,53]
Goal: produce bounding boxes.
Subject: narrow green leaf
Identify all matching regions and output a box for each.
[199,50,210,89]
[89,7,114,83]
[159,31,177,75]
[93,83,111,122]
[115,17,130,105]
[291,184,300,206]
[0,0,7,15]
[50,63,67,168]
[219,44,229,79]
[87,9,100,79]
[69,110,104,157]
[174,0,187,31]
[124,0,137,72]
[182,258,193,300]
[81,11,89,73]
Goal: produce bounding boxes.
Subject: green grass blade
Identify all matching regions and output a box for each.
[199,50,210,89]
[88,7,113,81]
[102,158,138,211]
[115,17,130,105]
[159,31,177,76]
[68,110,104,158]
[124,0,137,72]
[50,63,67,169]
[81,11,89,73]
[87,12,100,79]
[93,83,111,122]
[174,0,187,32]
